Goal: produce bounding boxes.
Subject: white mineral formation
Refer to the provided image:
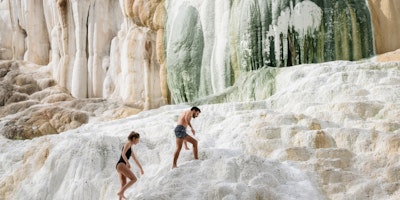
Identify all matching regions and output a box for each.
[1,0,399,107]
[0,1,400,199]
[0,58,399,200]
[0,0,166,109]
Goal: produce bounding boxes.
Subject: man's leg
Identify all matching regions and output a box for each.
[173,138,184,168]
[184,135,198,160]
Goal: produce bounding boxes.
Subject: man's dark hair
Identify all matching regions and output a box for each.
[191,106,201,112]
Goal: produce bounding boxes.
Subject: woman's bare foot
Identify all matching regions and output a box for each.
[117,191,127,200]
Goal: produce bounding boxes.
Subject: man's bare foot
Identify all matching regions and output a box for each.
[184,142,190,150]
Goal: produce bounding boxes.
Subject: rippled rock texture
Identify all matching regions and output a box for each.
[0,61,140,139]
[1,0,399,105]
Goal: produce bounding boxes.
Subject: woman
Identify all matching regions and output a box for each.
[116,131,144,200]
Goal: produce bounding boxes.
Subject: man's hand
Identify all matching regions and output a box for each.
[191,128,196,135]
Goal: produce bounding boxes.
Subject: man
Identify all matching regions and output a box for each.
[172,106,201,168]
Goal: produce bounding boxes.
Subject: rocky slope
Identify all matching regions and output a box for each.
[1,0,399,106]
[0,60,140,139]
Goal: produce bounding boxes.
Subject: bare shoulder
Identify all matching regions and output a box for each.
[180,110,189,118]
[177,110,190,124]
[123,142,131,149]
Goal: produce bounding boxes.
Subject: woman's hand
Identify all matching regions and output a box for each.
[140,168,144,175]
[126,163,130,168]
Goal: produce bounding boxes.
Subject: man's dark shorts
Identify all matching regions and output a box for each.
[175,125,187,138]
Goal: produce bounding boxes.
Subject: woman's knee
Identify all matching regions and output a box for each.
[128,175,137,182]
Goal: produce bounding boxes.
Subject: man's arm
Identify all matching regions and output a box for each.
[186,111,195,135]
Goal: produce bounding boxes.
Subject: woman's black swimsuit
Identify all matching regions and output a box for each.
[116,146,132,168]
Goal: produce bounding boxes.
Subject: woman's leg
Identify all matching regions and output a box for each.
[117,171,126,200]
[116,163,137,199]
[118,172,127,190]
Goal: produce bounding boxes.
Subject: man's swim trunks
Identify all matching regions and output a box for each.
[174,125,187,138]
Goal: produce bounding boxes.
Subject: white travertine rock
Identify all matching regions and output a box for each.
[1,0,399,108]
[114,0,165,108]
[0,1,13,60]
[0,58,400,199]
[70,0,90,98]
[1,1,400,200]
[1,0,166,109]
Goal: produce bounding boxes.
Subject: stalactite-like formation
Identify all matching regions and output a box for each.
[56,0,70,88]
[165,0,375,103]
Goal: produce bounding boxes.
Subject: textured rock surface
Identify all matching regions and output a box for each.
[1,106,88,139]
[368,0,400,54]
[0,61,141,139]
[165,0,377,103]
[166,5,203,103]
[0,1,400,199]
[0,0,166,109]
[0,60,50,107]
[1,0,399,105]
[108,0,166,109]
[376,49,400,62]
[0,59,399,200]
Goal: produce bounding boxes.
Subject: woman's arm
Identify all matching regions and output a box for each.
[131,151,144,174]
